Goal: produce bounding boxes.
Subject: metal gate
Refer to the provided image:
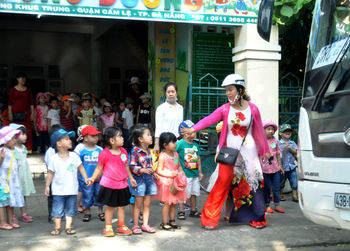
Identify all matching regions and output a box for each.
[279,72,302,139]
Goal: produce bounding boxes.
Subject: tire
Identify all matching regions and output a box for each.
[199,154,217,193]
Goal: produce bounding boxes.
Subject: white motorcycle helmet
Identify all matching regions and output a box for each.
[221,74,246,88]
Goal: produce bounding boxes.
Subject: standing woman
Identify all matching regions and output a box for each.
[154,83,183,153]
[181,74,270,229]
[8,72,34,153]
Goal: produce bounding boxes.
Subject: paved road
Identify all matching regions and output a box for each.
[1,178,350,251]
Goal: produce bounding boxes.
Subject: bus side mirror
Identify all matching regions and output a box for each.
[257,0,275,42]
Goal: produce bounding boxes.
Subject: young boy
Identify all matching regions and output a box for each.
[60,95,75,131]
[136,92,154,131]
[176,120,203,220]
[46,96,61,128]
[122,98,134,150]
[279,124,298,202]
[45,129,89,235]
[77,97,96,126]
[78,125,104,222]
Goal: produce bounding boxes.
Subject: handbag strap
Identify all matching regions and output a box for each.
[6,151,14,183]
[239,114,253,149]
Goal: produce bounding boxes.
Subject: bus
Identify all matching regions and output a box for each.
[297,0,350,230]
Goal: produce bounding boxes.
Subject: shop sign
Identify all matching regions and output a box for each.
[0,0,260,25]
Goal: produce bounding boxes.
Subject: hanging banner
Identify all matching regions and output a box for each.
[0,0,260,25]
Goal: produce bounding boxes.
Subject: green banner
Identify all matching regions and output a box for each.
[0,0,260,25]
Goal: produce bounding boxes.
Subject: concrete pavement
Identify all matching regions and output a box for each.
[1,177,350,251]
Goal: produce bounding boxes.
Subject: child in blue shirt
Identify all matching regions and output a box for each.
[279,124,298,202]
[77,125,104,222]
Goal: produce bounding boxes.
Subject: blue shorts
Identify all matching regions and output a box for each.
[52,195,78,218]
[129,174,157,197]
[79,179,104,208]
[280,169,298,190]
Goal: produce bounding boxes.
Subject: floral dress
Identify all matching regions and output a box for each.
[0,147,25,207]
[227,106,265,224]
[15,145,36,196]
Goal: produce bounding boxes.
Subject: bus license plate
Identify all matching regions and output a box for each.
[334,193,350,209]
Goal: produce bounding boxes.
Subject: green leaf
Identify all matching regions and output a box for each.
[280,5,294,17]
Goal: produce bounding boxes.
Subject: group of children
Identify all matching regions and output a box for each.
[260,121,298,214]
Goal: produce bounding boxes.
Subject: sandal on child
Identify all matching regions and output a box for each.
[11,223,20,228]
[0,224,13,230]
[189,210,201,218]
[142,225,156,233]
[169,219,181,229]
[159,223,174,231]
[98,213,105,221]
[50,228,61,235]
[177,211,186,220]
[65,228,76,235]
[82,214,91,222]
[12,216,19,225]
[131,226,142,234]
[20,214,33,223]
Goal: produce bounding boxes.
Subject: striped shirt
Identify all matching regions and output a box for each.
[60,107,75,131]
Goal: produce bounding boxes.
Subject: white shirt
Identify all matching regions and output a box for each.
[44,147,56,168]
[122,108,134,129]
[48,152,82,195]
[155,102,183,138]
[74,143,85,155]
[46,109,60,127]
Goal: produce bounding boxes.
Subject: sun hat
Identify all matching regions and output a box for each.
[263,120,278,131]
[81,125,101,137]
[0,126,21,145]
[50,129,75,147]
[129,76,141,85]
[139,92,152,100]
[222,74,246,88]
[76,125,88,142]
[178,120,195,136]
[61,95,74,102]
[280,124,292,132]
[36,92,48,103]
[9,123,25,131]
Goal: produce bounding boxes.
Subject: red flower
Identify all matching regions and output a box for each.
[231,123,240,136]
[238,126,248,138]
[235,112,246,121]
[234,199,242,209]
[238,179,251,197]
[232,187,242,200]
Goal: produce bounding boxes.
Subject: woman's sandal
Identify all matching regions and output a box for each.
[82,214,91,222]
[203,225,216,230]
[142,225,156,233]
[131,226,142,234]
[177,211,186,220]
[65,228,76,235]
[160,223,174,231]
[223,216,230,221]
[50,228,61,236]
[98,213,105,222]
[169,219,181,229]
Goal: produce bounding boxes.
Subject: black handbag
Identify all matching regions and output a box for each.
[13,112,26,122]
[216,114,253,166]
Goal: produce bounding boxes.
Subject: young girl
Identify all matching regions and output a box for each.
[0,126,24,230]
[155,132,187,231]
[260,120,285,214]
[9,123,35,223]
[87,127,137,237]
[34,93,49,153]
[129,125,157,234]
[100,102,116,133]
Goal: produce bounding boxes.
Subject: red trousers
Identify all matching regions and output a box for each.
[201,164,234,227]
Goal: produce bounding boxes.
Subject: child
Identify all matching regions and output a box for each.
[155,132,187,231]
[87,127,137,237]
[77,97,96,126]
[115,101,125,132]
[176,120,203,220]
[136,93,154,131]
[260,120,285,214]
[44,124,65,223]
[78,125,104,222]
[122,98,134,151]
[279,123,298,202]
[45,129,89,235]
[100,102,116,132]
[60,95,75,131]
[46,96,60,128]
[129,124,157,234]
[9,123,35,223]
[34,92,49,153]
[0,126,24,230]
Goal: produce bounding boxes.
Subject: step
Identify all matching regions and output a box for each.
[27,153,47,174]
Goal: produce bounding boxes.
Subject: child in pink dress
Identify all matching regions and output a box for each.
[34,93,49,153]
[100,102,116,132]
[155,132,187,231]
